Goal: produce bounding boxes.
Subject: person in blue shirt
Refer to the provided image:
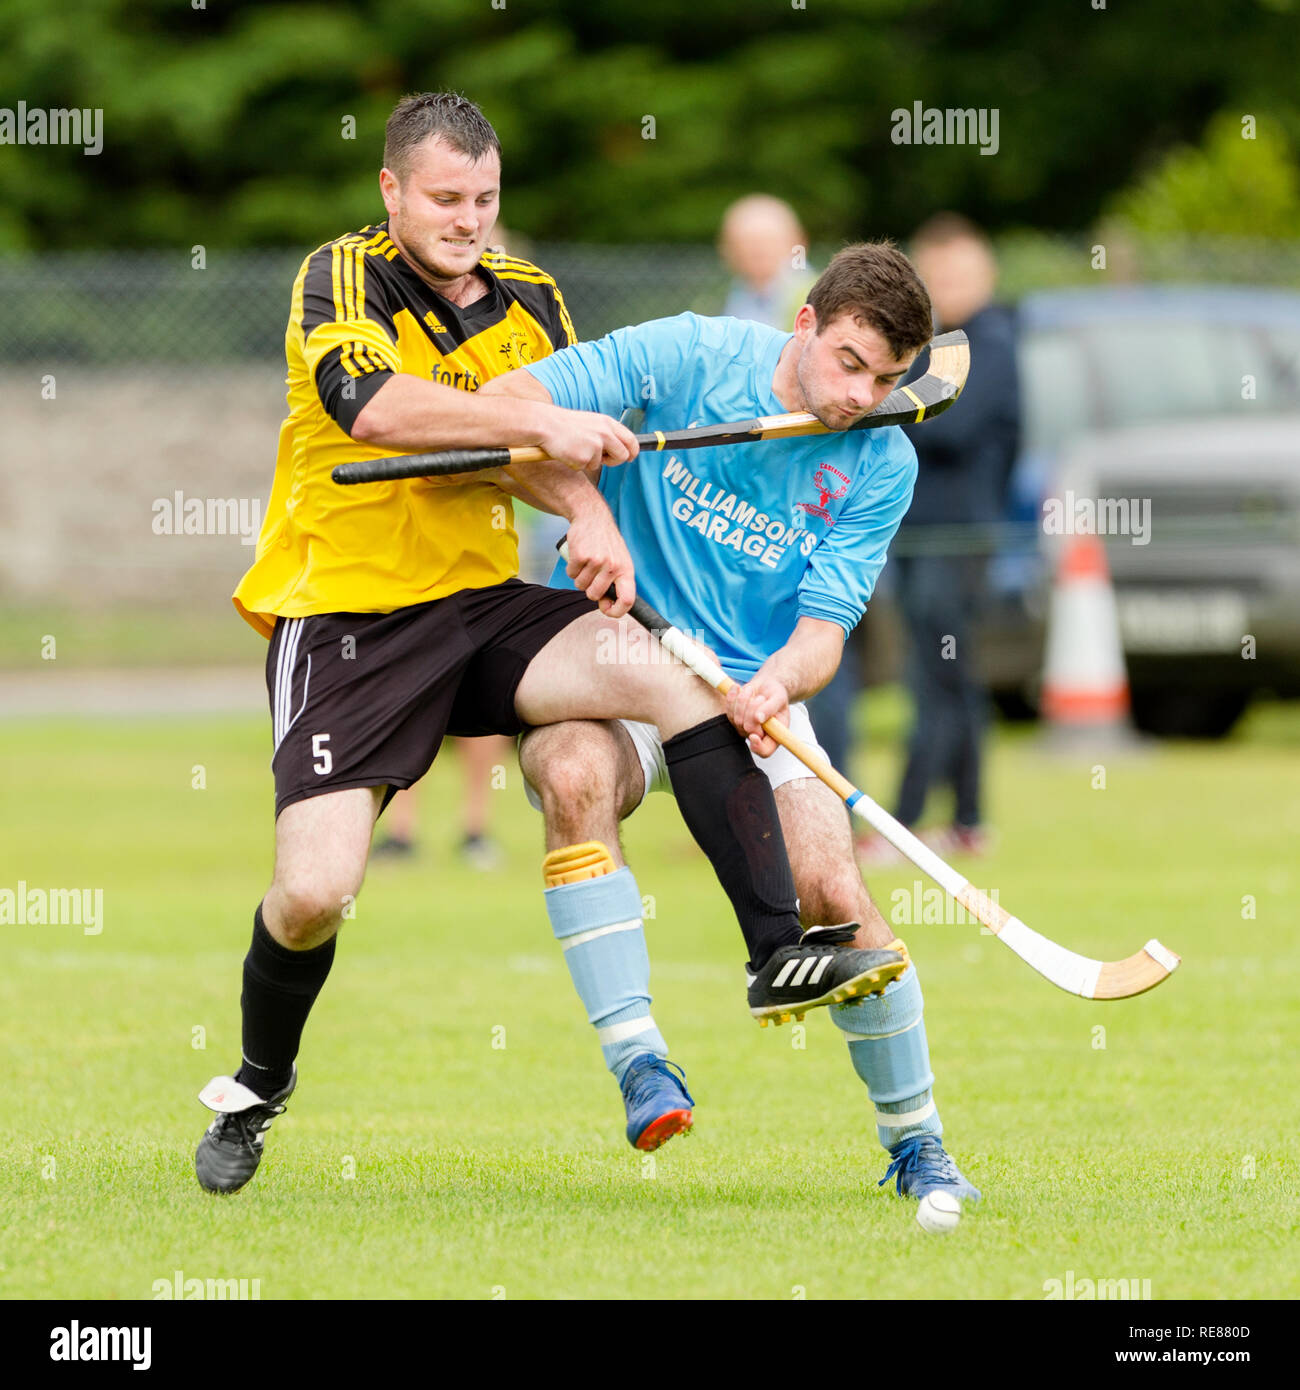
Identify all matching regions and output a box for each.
[718,194,818,331]
[481,242,981,1217]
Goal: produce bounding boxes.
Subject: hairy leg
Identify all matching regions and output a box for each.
[517,609,801,971]
[514,610,723,737]
[226,785,384,1101]
[775,777,895,948]
[518,720,645,856]
[263,786,385,950]
[788,777,948,1162]
[521,719,675,1099]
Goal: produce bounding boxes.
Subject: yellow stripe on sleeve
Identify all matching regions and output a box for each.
[353,246,366,321]
[330,245,345,323]
[301,321,401,378]
[481,252,540,271]
[491,269,557,287]
[554,288,578,346]
[341,245,355,322]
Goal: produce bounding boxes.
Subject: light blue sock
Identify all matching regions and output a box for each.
[544,866,668,1083]
[829,966,943,1151]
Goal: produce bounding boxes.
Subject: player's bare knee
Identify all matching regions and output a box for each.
[271,875,354,944]
[537,749,618,836]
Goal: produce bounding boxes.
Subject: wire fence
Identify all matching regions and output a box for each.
[0,245,732,366]
[4,235,1300,366]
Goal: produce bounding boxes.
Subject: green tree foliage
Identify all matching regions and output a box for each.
[1107,111,1300,239]
[0,0,1297,250]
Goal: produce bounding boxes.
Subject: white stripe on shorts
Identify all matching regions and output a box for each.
[275,620,295,747]
[284,653,312,743]
[274,618,303,751]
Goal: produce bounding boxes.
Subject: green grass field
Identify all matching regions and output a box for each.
[2,692,1297,1300]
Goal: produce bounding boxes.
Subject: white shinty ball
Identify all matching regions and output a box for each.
[916,1191,962,1234]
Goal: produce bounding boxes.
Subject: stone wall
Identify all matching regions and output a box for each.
[0,367,285,605]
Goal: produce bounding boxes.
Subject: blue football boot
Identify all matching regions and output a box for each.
[619,1054,694,1151]
[879,1134,981,1203]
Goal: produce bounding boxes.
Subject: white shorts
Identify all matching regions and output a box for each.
[523,703,828,814]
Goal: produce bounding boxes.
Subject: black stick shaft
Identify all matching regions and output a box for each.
[333,447,513,485]
[627,592,672,635]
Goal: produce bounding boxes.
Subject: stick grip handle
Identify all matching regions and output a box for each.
[332,448,515,485]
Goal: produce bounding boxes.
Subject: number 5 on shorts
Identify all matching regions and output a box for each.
[312,733,332,775]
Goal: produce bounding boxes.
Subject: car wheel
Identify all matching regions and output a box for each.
[991,688,1039,723]
[1129,687,1250,739]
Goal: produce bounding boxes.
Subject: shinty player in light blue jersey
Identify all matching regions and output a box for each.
[481,242,982,1219]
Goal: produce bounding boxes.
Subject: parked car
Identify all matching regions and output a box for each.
[863,286,1300,738]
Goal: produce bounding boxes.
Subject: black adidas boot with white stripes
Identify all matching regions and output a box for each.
[195,1066,297,1194]
[747,925,907,1026]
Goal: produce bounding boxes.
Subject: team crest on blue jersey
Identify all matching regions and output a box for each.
[796,464,851,525]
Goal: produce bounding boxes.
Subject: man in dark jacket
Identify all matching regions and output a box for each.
[880,214,1020,857]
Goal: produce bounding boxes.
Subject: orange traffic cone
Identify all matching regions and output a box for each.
[1040,532,1136,742]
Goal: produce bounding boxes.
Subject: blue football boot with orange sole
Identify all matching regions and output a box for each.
[620,1054,694,1151]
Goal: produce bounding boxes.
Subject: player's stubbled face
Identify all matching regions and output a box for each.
[385,137,501,286]
[795,314,914,430]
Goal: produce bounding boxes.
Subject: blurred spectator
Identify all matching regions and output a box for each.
[862,213,1020,863]
[372,738,510,869]
[718,195,817,329]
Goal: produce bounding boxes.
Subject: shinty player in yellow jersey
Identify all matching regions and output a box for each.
[196,92,904,1193]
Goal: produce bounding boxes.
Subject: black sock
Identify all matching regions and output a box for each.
[234,903,336,1098]
[663,714,802,972]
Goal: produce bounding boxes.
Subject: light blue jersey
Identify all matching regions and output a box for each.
[527,312,918,680]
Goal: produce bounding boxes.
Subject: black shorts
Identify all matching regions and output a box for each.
[265,579,595,816]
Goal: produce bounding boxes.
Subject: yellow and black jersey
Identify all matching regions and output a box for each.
[233,224,577,637]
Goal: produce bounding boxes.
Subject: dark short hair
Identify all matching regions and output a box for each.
[383,92,501,182]
[806,242,933,359]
